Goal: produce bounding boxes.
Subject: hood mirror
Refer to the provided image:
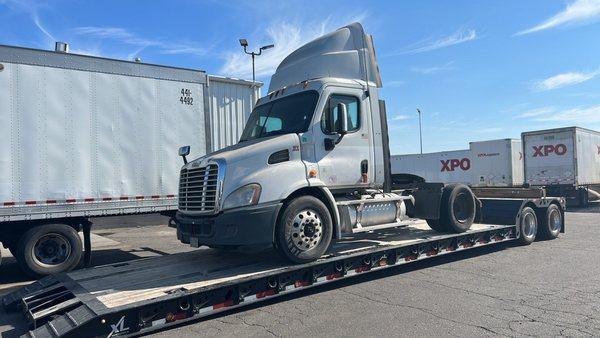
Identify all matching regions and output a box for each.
[179,146,190,164]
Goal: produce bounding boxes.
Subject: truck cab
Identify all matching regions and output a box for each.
[175,23,477,262]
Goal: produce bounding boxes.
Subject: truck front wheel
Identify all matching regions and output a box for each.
[275,196,333,263]
[15,224,83,278]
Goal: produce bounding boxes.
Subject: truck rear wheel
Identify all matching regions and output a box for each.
[426,219,448,232]
[518,207,537,245]
[15,224,83,278]
[436,184,475,233]
[275,196,333,263]
[538,204,562,240]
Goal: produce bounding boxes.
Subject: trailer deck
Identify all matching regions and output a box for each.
[2,220,518,338]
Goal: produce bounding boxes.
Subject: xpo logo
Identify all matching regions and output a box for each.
[441,158,471,172]
[532,144,567,157]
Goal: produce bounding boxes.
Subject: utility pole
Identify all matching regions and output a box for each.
[417,108,423,154]
[238,39,274,88]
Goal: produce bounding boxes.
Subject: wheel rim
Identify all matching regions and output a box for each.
[522,213,537,239]
[32,233,72,267]
[453,192,473,223]
[549,209,562,233]
[291,209,323,252]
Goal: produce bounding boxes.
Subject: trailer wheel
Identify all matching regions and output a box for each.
[439,184,476,233]
[538,204,562,240]
[275,196,333,263]
[15,224,83,278]
[518,207,538,245]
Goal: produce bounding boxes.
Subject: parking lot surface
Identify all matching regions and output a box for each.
[1,210,599,337]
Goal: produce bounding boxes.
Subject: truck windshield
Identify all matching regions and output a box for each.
[239,91,319,142]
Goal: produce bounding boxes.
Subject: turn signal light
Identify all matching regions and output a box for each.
[309,169,318,178]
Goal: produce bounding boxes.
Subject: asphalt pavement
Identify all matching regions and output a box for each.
[1,209,599,337]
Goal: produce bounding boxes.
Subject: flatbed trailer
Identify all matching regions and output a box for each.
[3,195,564,338]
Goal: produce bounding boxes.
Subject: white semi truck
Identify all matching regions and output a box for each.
[173,23,562,263]
[3,23,566,338]
[0,43,260,276]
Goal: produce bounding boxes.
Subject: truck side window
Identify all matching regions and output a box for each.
[321,95,360,134]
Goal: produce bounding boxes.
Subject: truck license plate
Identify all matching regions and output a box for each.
[190,236,200,248]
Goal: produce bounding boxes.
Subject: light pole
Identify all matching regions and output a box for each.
[239,39,274,87]
[417,108,423,154]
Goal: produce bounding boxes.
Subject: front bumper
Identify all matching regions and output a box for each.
[175,202,282,247]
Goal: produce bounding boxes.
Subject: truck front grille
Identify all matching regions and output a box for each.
[179,164,219,213]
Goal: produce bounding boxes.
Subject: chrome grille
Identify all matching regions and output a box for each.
[179,164,219,213]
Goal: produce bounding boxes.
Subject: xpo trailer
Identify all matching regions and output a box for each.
[0,43,260,276]
[522,127,600,207]
[391,150,472,185]
[3,22,565,338]
[390,139,524,187]
[470,139,523,187]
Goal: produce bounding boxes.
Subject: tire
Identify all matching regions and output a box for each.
[426,218,448,232]
[579,188,589,208]
[538,204,562,240]
[518,207,538,245]
[439,184,476,233]
[15,224,83,278]
[275,196,333,263]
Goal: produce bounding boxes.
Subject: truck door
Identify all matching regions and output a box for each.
[313,87,372,188]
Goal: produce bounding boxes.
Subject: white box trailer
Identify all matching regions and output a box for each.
[470,139,523,187]
[0,44,260,275]
[522,127,600,206]
[391,150,472,185]
[391,139,523,187]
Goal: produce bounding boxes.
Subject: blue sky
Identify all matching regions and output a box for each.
[1,0,600,154]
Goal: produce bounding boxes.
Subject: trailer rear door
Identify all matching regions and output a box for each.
[522,128,576,185]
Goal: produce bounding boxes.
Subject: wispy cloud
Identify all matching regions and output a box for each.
[533,70,599,91]
[1,0,55,46]
[391,28,477,55]
[73,26,206,58]
[32,12,55,42]
[411,61,455,74]
[515,0,600,36]
[386,80,405,87]
[531,104,600,123]
[475,127,503,134]
[219,13,367,79]
[518,106,556,118]
[391,114,411,121]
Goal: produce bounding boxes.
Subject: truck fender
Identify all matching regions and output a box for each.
[316,186,342,239]
[278,185,342,240]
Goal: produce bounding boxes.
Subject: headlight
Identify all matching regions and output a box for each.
[222,184,261,210]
